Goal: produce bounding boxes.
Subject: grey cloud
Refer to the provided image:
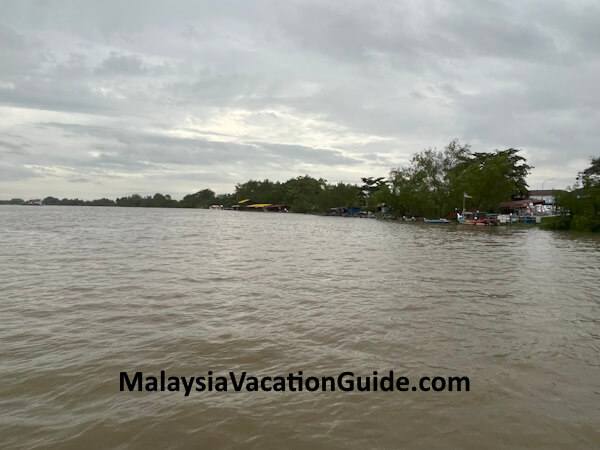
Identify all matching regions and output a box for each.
[359,153,396,166]
[0,25,49,78]
[95,52,171,77]
[255,142,361,166]
[0,80,114,114]
[0,163,39,181]
[0,139,29,155]
[430,2,559,62]
[148,170,239,185]
[96,52,147,75]
[275,1,561,69]
[167,73,268,106]
[0,0,598,197]
[35,122,362,170]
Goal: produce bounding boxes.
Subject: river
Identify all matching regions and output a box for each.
[1,206,599,448]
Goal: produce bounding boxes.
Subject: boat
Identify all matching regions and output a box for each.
[457,193,499,225]
[457,212,498,226]
[424,218,450,224]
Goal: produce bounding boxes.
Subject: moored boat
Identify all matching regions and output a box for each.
[457,212,498,226]
[424,218,450,224]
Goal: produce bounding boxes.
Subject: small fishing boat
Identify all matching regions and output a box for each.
[424,218,450,224]
[457,212,498,226]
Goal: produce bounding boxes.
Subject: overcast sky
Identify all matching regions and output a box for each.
[1,0,598,199]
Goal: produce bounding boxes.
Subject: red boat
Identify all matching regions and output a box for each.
[457,211,498,226]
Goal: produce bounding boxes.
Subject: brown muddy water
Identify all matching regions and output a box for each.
[0,206,599,449]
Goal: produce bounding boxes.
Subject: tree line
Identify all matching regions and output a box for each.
[24,139,538,215]
[41,197,117,206]
[5,141,598,230]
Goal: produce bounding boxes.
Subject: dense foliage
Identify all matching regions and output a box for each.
[0,198,26,205]
[544,157,600,232]
[389,140,531,217]
[6,140,536,217]
[42,196,116,206]
[230,176,363,213]
[34,178,364,212]
[115,193,177,208]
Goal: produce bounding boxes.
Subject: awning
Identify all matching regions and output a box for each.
[498,198,545,209]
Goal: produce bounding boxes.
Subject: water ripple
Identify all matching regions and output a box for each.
[1,206,599,448]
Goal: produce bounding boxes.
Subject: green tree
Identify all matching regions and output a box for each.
[366,183,394,212]
[232,179,284,204]
[389,139,471,217]
[582,156,600,180]
[282,176,326,212]
[360,177,386,207]
[88,198,116,206]
[319,182,362,210]
[448,149,531,212]
[214,193,234,207]
[43,196,60,205]
[150,193,177,208]
[547,157,600,231]
[181,189,216,208]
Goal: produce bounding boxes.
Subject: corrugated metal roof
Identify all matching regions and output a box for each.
[499,198,545,209]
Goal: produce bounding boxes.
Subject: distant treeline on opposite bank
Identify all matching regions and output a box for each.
[3,140,599,232]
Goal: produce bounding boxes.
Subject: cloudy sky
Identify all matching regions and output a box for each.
[1,0,598,199]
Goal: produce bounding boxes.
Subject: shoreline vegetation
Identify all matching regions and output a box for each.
[541,157,600,232]
[3,141,599,232]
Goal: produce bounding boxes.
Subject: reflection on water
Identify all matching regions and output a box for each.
[1,206,599,449]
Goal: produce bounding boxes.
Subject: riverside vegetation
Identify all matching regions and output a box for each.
[542,157,600,232]
[10,140,599,232]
